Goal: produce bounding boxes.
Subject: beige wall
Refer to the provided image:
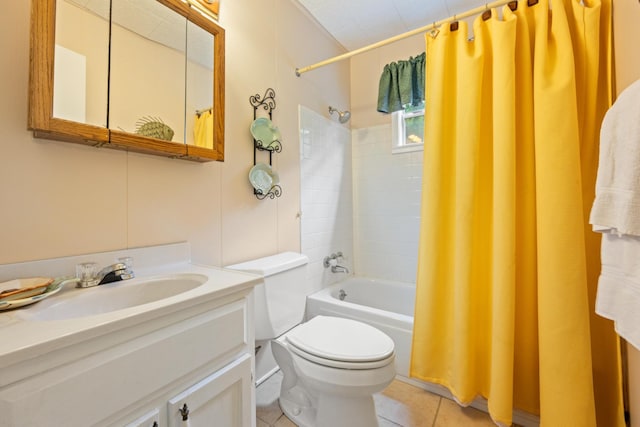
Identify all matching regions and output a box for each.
[613,0,640,93]
[0,0,349,267]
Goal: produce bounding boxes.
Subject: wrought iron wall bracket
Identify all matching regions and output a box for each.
[254,184,282,200]
[250,88,282,200]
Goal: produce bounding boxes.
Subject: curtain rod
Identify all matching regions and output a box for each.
[295,0,521,77]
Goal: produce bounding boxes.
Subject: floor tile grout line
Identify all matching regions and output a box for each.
[431,396,443,427]
[274,413,290,426]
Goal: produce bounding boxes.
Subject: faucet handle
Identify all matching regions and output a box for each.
[323,256,332,268]
[75,258,135,288]
[75,262,100,287]
[324,252,346,268]
[323,255,340,268]
[117,256,133,270]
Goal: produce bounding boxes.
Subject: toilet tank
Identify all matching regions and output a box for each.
[225,252,309,341]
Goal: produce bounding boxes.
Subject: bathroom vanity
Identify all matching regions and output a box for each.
[0,243,260,427]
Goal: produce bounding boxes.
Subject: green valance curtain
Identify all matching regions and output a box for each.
[376,52,425,113]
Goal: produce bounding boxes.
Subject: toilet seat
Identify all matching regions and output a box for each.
[285,316,395,370]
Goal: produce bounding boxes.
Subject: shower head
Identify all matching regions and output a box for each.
[328,106,351,124]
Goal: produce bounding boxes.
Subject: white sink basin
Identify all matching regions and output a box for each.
[21,274,207,321]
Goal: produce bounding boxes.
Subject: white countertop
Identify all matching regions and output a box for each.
[0,243,262,378]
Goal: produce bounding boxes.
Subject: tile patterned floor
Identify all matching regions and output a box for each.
[256,372,505,427]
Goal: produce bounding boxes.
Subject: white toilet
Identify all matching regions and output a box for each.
[226,252,396,427]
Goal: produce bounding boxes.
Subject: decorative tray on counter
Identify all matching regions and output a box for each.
[0,277,69,311]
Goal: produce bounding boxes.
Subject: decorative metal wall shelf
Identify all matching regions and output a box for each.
[250,88,282,200]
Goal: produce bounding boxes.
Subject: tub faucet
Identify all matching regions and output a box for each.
[330,264,349,274]
[75,258,135,288]
[323,252,350,274]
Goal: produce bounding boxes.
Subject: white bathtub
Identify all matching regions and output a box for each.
[305,277,416,378]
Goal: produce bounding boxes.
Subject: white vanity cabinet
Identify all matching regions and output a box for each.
[0,283,257,427]
[166,353,252,427]
[123,353,253,427]
[124,408,160,427]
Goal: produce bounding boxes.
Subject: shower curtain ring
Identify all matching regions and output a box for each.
[449,15,459,31]
[430,21,440,38]
[429,21,440,39]
[482,3,492,21]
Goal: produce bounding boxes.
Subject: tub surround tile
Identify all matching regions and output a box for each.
[352,124,423,284]
[299,106,354,291]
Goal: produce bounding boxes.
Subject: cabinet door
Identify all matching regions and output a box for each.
[124,408,160,427]
[167,354,253,427]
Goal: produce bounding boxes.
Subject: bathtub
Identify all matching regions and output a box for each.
[305,277,416,378]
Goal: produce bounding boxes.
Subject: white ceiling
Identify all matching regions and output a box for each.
[295,0,491,51]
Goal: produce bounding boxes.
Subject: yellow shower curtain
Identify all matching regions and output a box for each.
[194,109,213,149]
[410,0,624,425]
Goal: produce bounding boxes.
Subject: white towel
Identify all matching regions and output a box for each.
[591,79,640,349]
[590,78,640,236]
[595,233,640,350]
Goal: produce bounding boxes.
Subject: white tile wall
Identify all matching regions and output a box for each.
[299,106,354,293]
[352,124,423,284]
[299,109,422,290]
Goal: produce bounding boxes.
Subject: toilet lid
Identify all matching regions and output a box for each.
[285,316,395,365]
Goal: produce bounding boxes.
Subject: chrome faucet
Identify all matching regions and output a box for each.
[330,264,349,274]
[323,252,350,274]
[75,258,135,288]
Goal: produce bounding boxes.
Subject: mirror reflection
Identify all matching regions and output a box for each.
[110,0,187,143]
[32,0,224,160]
[52,0,217,147]
[53,0,109,127]
[187,21,215,149]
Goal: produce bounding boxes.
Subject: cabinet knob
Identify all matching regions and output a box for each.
[179,403,190,421]
[152,422,158,427]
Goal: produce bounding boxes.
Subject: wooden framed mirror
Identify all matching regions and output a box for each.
[28,0,225,162]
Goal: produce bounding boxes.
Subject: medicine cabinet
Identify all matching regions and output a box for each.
[28,0,225,162]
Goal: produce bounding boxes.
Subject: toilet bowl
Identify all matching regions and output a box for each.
[225,253,396,426]
[272,315,396,427]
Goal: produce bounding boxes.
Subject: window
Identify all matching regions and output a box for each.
[392,101,424,154]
